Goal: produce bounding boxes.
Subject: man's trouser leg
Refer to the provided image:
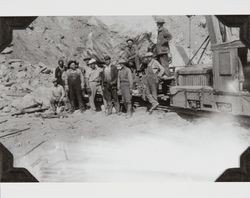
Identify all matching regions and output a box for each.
[159,54,170,94]
[64,91,71,111]
[159,54,170,75]
[135,56,140,71]
[89,82,97,111]
[146,78,159,107]
[68,87,76,112]
[120,83,132,115]
[103,84,112,114]
[75,86,85,111]
[50,98,58,112]
[111,86,120,113]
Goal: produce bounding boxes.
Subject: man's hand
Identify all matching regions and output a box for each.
[86,87,92,95]
[65,86,69,92]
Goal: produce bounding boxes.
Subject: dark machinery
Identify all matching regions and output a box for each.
[168,16,250,120]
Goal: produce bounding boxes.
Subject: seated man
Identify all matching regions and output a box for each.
[50,78,66,114]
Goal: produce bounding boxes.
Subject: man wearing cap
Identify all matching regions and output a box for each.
[101,55,120,115]
[155,18,172,75]
[117,59,133,117]
[50,78,65,114]
[124,38,140,71]
[87,59,103,111]
[65,60,85,113]
[144,52,165,113]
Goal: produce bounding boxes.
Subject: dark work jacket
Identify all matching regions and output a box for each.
[55,66,64,86]
[156,27,172,56]
[101,64,118,87]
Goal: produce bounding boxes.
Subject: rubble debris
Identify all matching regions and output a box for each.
[1,46,13,54]
[0,127,30,139]
[11,107,49,116]
[0,120,7,124]
[24,140,47,156]
[0,55,6,63]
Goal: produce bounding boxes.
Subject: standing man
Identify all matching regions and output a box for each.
[50,78,65,114]
[88,59,103,111]
[155,18,172,76]
[124,39,140,71]
[54,58,66,87]
[101,55,120,115]
[117,59,133,117]
[65,60,85,113]
[144,52,165,113]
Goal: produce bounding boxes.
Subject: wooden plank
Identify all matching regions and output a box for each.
[0,128,30,139]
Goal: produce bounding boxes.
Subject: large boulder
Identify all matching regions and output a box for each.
[10,86,52,110]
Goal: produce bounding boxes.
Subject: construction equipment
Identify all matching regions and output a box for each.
[169,15,250,120]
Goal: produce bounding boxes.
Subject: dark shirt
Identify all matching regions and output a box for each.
[55,66,64,86]
[156,26,172,55]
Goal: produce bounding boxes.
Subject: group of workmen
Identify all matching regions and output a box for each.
[50,18,172,117]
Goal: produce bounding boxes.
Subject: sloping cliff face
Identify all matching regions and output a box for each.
[7,16,210,67]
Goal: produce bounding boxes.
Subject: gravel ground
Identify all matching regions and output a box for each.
[1,107,250,182]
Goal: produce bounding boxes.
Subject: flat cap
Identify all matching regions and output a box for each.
[104,55,111,60]
[155,18,165,24]
[88,59,97,65]
[119,59,127,64]
[126,38,134,43]
[144,52,154,57]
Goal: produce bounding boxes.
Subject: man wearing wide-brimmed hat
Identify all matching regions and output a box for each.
[65,60,85,113]
[87,58,103,111]
[117,59,133,117]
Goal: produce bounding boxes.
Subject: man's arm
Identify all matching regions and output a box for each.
[127,68,134,90]
[78,69,85,89]
[64,71,69,91]
[59,86,65,101]
[163,28,172,41]
[156,60,165,77]
[117,71,120,90]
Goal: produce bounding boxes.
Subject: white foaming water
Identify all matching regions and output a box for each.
[18,109,250,182]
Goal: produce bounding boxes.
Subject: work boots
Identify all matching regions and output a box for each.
[149,102,159,114]
[126,103,132,118]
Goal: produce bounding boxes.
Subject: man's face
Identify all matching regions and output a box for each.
[90,63,96,69]
[146,57,152,63]
[58,60,64,68]
[127,40,133,47]
[157,23,163,29]
[105,59,111,65]
[53,81,58,87]
[128,61,134,67]
[84,59,91,66]
[70,63,76,70]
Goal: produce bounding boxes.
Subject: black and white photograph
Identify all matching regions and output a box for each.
[1,14,250,183]
[1,0,250,196]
